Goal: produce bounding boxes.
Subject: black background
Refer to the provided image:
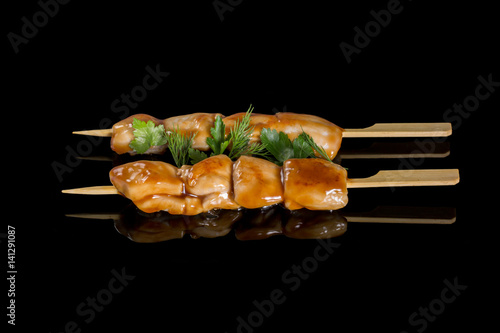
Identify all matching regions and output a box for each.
[4,0,499,332]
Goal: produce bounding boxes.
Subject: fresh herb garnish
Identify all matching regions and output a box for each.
[206,115,230,155]
[298,129,332,163]
[129,118,168,154]
[188,147,208,164]
[201,105,267,161]
[164,126,195,167]
[226,105,268,159]
[259,128,331,165]
[129,109,332,168]
[260,128,295,164]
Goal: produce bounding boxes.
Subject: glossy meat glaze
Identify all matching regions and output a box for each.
[109,155,348,215]
[111,112,344,159]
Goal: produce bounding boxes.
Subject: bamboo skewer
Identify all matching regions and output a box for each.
[346,169,459,188]
[73,123,452,138]
[73,128,113,136]
[61,169,459,195]
[62,186,119,195]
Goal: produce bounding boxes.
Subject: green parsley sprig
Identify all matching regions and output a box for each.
[129,118,168,154]
[189,105,267,164]
[128,118,195,167]
[259,128,332,166]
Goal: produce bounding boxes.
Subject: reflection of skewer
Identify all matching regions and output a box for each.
[66,206,456,224]
[76,141,451,161]
[62,169,460,195]
[65,205,456,243]
[338,141,450,159]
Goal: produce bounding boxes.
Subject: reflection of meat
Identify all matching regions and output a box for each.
[235,206,283,241]
[114,205,347,243]
[115,207,243,243]
[110,112,344,159]
[109,156,348,214]
[283,210,347,239]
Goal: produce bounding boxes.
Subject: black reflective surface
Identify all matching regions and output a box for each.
[8,1,497,332]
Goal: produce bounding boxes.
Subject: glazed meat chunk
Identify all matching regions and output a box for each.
[233,156,283,208]
[282,158,348,211]
[109,160,202,215]
[163,113,223,150]
[111,114,165,155]
[273,113,344,160]
[178,155,240,211]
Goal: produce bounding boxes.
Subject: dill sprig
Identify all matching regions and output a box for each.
[227,105,267,159]
[299,129,332,163]
[165,126,195,167]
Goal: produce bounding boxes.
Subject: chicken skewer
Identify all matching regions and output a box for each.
[73,112,452,159]
[62,155,459,215]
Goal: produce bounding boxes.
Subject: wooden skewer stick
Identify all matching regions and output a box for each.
[346,169,459,188]
[73,128,113,137]
[72,123,452,138]
[61,169,460,195]
[62,186,119,195]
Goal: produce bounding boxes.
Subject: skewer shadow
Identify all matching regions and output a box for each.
[76,140,451,166]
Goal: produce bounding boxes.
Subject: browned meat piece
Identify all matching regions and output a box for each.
[111,114,166,155]
[109,160,194,214]
[282,158,348,211]
[109,156,348,214]
[110,112,344,158]
[233,156,283,208]
[109,160,183,201]
[273,113,344,160]
[178,155,240,211]
[222,112,343,159]
[163,113,223,150]
[222,112,277,144]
